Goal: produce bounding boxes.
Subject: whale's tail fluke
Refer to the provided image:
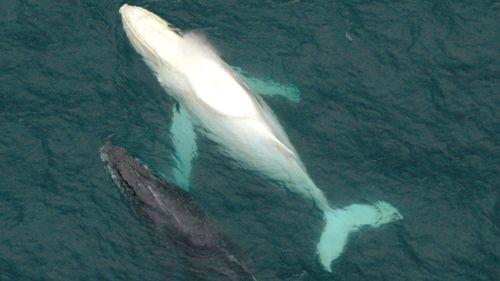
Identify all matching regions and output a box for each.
[317,201,402,272]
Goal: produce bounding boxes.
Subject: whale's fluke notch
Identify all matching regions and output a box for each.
[318,202,403,271]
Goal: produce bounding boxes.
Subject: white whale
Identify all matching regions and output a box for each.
[119,4,402,272]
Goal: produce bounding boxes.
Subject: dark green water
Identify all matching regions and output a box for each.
[1,0,499,280]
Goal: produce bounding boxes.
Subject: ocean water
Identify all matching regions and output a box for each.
[1,0,499,280]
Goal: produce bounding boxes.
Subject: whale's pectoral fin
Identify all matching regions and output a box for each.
[170,104,197,191]
[317,201,403,272]
[233,67,301,103]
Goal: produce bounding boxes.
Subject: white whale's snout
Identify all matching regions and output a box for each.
[119,4,182,69]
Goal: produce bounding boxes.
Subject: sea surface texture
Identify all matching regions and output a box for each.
[1,1,498,280]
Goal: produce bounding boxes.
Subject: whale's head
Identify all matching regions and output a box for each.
[119,4,183,74]
[100,142,165,206]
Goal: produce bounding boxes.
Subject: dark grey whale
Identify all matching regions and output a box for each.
[100,143,256,281]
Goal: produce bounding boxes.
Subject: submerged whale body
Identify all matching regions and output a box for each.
[100,143,256,281]
[119,4,403,271]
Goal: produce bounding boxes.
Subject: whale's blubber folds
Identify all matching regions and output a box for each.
[100,143,256,281]
[119,4,403,271]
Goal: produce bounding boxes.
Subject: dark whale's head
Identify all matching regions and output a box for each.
[100,142,162,205]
